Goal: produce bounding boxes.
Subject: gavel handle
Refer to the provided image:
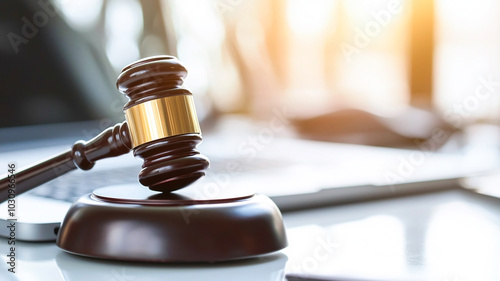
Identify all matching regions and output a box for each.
[0,122,132,202]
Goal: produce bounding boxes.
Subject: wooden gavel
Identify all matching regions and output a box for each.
[0,56,209,201]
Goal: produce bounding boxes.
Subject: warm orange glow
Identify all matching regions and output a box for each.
[151,0,500,122]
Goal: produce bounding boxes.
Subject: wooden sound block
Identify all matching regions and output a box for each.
[56,185,288,263]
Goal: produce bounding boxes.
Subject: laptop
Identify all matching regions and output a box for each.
[0,114,495,241]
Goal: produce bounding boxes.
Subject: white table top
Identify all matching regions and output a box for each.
[2,189,500,281]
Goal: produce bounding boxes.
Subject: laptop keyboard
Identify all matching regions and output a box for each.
[27,166,141,203]
[26,157,290,203]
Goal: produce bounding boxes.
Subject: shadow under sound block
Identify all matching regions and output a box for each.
[56,185,288,262]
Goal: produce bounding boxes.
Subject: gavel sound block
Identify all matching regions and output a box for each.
[1,56,287,262]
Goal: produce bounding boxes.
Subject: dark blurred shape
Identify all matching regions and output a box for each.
[292,107,457,148]
[0,0,119,129]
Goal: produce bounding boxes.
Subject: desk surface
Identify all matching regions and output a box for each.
[1,189,500,281]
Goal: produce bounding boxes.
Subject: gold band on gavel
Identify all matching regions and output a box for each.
[124,95,201,148]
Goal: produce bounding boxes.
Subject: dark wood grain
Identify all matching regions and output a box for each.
[134,133,209,192]
[117,55,209,192]
[57,186,287,262]
[117,55,190,110]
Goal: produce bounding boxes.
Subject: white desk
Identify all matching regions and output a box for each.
[2,189,500,281]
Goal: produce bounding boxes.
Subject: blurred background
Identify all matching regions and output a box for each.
[1,0,500,151]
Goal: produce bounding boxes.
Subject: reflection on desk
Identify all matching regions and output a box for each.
[283,189,500,281]
[2,189,500,281]
[56,252,286,281]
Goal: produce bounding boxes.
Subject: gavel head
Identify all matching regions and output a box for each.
[116,56,209,193]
